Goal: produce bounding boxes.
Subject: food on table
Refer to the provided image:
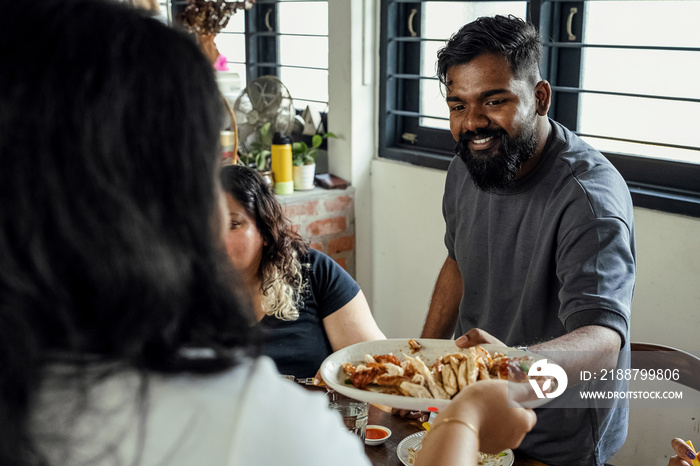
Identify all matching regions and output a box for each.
[341,344,533,399]
[407,440,508,465]
[408,338,422,353]
[477,451,509,464]
[407,445,418,465]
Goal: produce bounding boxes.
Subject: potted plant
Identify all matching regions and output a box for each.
[291,132,336,190]
[238,122,273,182]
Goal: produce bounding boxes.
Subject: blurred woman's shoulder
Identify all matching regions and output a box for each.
[32,356,370,465]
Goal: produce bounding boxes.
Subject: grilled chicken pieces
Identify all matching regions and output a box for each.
[341,345,531,399]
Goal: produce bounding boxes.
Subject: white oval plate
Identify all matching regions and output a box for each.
[396,431,514,466]
[320,338,547,411]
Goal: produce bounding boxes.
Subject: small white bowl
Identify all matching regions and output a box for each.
[364,425,392,446]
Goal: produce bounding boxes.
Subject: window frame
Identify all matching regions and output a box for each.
[379,0,700,217]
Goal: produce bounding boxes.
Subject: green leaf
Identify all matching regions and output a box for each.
[256,149,270,170]
[256,122,273,148]
[311,134,323,149]
[307,148,318,162]
[292,141,308,155]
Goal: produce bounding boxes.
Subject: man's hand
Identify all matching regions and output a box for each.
[455,328,506,348]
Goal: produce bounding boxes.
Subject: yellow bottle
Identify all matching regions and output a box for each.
[686,440,700,466]
[271,132,293,194]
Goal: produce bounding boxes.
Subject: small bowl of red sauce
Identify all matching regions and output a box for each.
[364,425,392,446]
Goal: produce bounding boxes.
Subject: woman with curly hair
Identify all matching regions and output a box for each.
[220,165,385,380]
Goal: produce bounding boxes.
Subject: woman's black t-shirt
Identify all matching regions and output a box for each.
[257,248,360,379]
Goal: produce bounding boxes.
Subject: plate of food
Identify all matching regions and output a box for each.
[319,338,548,411]
[397,431,514,466]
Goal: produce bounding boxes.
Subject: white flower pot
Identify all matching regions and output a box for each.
[293,163,316,190]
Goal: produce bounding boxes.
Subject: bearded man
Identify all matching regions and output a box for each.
[420,15,636,466]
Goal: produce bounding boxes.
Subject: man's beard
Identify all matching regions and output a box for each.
[455,124,538,191]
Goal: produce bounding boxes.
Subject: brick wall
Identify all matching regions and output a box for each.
[278,187,356,277]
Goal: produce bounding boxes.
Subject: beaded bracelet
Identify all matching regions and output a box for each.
[431,417,479,437]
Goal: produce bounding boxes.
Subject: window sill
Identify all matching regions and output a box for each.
[379,146,452,171]
[628,184,700,218]
[379,147,700,219]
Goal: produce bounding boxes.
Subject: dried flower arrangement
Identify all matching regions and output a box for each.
[177,0,244,37]
[176,0,254,64]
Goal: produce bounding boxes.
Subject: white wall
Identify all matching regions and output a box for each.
[328,0,377,305]
[369,159,447,338]
[629,208,700,354]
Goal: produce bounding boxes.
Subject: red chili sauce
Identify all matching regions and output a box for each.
[366,428,388,440]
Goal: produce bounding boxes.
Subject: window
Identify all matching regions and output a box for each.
[379,1,529,168]
[211,5,249,90]
[380,0,700,217]
[216,0,330,114]
[419,2,527,131]
[576,1,700,165]
[168,0,330,114]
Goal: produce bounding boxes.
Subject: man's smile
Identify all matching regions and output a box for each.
[468,134,499,152]
[472,136,493,144]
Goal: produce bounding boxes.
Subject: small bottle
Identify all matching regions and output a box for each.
[426,408,438,430]
[271,132,294,195]
[220,130,235,165]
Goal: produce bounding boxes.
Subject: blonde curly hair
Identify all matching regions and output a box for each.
[260,250,309,321]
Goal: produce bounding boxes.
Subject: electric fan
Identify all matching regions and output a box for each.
[233,75,296,158]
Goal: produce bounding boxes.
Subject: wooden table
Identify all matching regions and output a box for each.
[304,385,548,466]
[363,404,549,466]
[363,404,423,466]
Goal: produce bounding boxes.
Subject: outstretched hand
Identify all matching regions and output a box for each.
[450,379,536,453]
[415,379,536,466]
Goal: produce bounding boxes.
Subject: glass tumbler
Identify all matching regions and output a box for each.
[327,390,369,441]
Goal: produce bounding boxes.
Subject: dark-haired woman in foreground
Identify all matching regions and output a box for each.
[0,1,535,464]
[220,164,385,380]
